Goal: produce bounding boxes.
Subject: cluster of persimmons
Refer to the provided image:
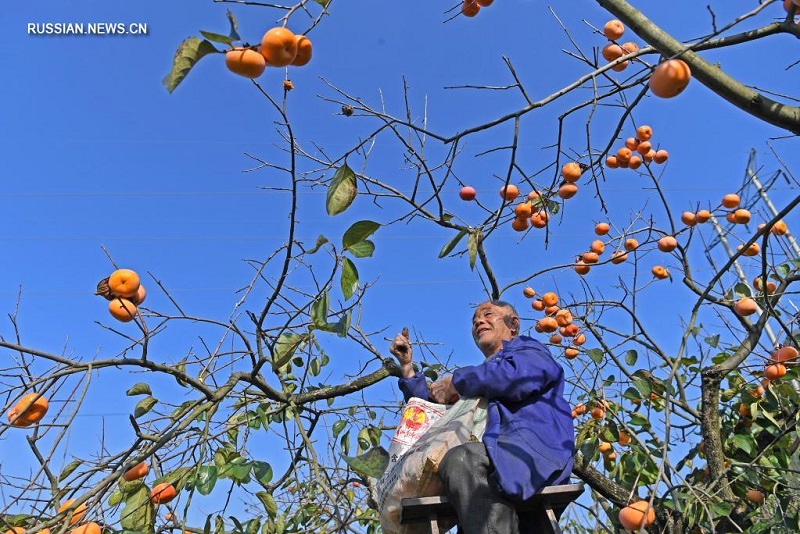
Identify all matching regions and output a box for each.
[1,462,177,534]
[95,269,146,323]
[605,124,669,170]
[601,18,691,99]
[460,0,493,17]
[6,391,175,532]
[522,288,586,359]
[225,26,312,79]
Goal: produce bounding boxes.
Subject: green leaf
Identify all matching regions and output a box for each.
[221,457,251,482]
[629,412,650,427]
[705,334,720,348]
[226,10,240,41]
[134,396,158,418]
[342,220,380,250]
[326,163,357,216]
[307,235,329,254]
[199,30,234,45]
[126,382,152,396]
[312,0,331,6]
[467,231,479,270]
[257,492,278,518]
[333,420,347,439]
[309,358,320,376]
[624,350,638,366]
[120,482,155,532]
[710,501,733,518]
[346,240,375,258]
[587,348,604,364]
[108,490,122,507]
[311,292,330,328]
[357,427,371,450]
[273,333,309,369]
[341,258,359,300]
[163,37,218,93]
[733,433,756,456]
[196,465,218,495]
[341,446,390,479]
[439,229,467,259]
[59,459,81,482]
[253,461,273,485]
[734,282,752,298]
[325,310,351,338]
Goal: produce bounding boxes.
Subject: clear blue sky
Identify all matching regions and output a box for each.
[2,0,799,527]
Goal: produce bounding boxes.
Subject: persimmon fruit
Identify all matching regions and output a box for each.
[459,186,476,201]
[537,317,558,333]
[500,184,519,201]
[765,363,787,381]
[590,406,605,419]
[123,461,149,481]
[151,482,178,504]
[611,251,628,264]
[653,150,669,164]
[224,48,266,78]
[652,266,669,279]
[291,35,313,66]
[747,489,765,504]
[733,209,751,224]
[771,220,788,235]
[71,523,101,534]
[514,202,533,219]
[772,346,798,363]
[511,217,529,232]
[7,392,49,427]
[619,501,656,530]
[108,269,141,298]
[590,240,605,254]
[657,236,678,252]
[734,297,758,316]
[595,222,610,235]
[649,58,692,98]
[260,27,298,67]
[462,0,480,17]
[558,183,578,199]
[530,211,549,228]
[624,238,638,251]
[58,500,87,525]
[603,20,625,40]
[636,125,653,142]
[523,287,536,298]
[602,44,624,61]
[109,298,137,323]
[696,210,712,223]
[542,292,558,307]
[722,193,740,208]
[561,162,582,183]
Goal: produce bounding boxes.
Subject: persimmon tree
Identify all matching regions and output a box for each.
[3,1,800,533]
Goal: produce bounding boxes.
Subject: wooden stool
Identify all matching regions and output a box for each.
[400,483,584,534]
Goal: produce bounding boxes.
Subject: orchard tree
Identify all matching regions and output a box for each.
[3,1,800,533]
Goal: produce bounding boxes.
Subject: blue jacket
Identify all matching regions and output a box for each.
[398,335,574,501]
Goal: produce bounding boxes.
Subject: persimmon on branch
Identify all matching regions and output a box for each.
[598,0,800,134]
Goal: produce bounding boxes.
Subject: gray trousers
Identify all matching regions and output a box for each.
[439,442,537,534]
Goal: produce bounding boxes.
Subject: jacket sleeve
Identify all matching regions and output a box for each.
[451,340,563,402]
[398,372,429,402]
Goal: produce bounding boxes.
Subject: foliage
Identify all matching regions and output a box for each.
[3,1,800,533]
